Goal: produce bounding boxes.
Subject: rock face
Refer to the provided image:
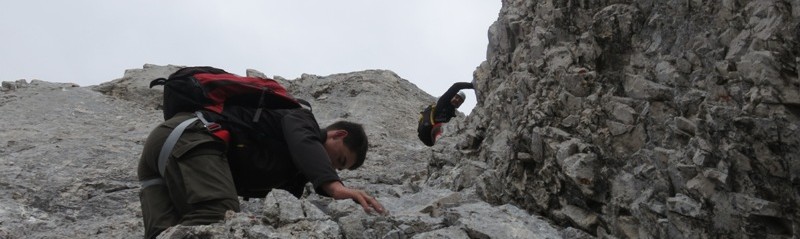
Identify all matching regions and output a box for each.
[0,65,568,238]
[2,1,798,238]
[432,1,799,238]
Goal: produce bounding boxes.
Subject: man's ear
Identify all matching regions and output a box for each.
[331,129,348,139]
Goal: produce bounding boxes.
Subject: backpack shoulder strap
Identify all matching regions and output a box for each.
[157,117,199,177]
[142,116,199,189]
[142,111,231,189]
[428,105,436,124]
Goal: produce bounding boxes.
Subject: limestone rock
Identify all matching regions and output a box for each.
[442,0,800,238]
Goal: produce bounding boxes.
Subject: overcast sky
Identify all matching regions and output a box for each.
[1,1,500,114]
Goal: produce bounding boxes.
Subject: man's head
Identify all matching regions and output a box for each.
[451,91,466,108]
[324,121,368,170]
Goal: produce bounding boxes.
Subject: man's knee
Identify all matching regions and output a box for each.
[175,150,238,204]
[140,185,179,239]
[179,198,240,226]
[431,123,444,143]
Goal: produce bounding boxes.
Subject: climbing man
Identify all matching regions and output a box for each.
[138,66,386,239]
[417,82,474,146]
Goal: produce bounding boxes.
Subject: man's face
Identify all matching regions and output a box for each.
[324,130,357,170]
[450,95,464,108]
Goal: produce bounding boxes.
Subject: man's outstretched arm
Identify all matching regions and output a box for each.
[322,181,387,215]
[435,82,474,107]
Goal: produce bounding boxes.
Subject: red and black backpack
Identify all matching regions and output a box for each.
[150,66,301,121]
[149,66,305,142]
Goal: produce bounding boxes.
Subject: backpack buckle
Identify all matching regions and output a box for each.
[195,111,222,132]
[205,122,222,132]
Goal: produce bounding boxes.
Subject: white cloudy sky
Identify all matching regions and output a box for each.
[1,1,500,114]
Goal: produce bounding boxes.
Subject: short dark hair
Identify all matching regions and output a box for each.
[326,121,368,169]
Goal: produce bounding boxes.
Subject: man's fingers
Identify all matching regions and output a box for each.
[354,194,372,214]
[362,195,387,215]
[368,197,385,214]
[348,190,386,215]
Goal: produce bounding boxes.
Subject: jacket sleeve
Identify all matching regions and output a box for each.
[435,82,474,109]
[280,110,341,195]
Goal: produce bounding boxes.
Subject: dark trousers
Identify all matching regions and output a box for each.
[138,114,240,239]
[417,120,440,147]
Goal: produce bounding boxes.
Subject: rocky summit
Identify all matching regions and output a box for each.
[2,1,799,239]
[0,64,568,239]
